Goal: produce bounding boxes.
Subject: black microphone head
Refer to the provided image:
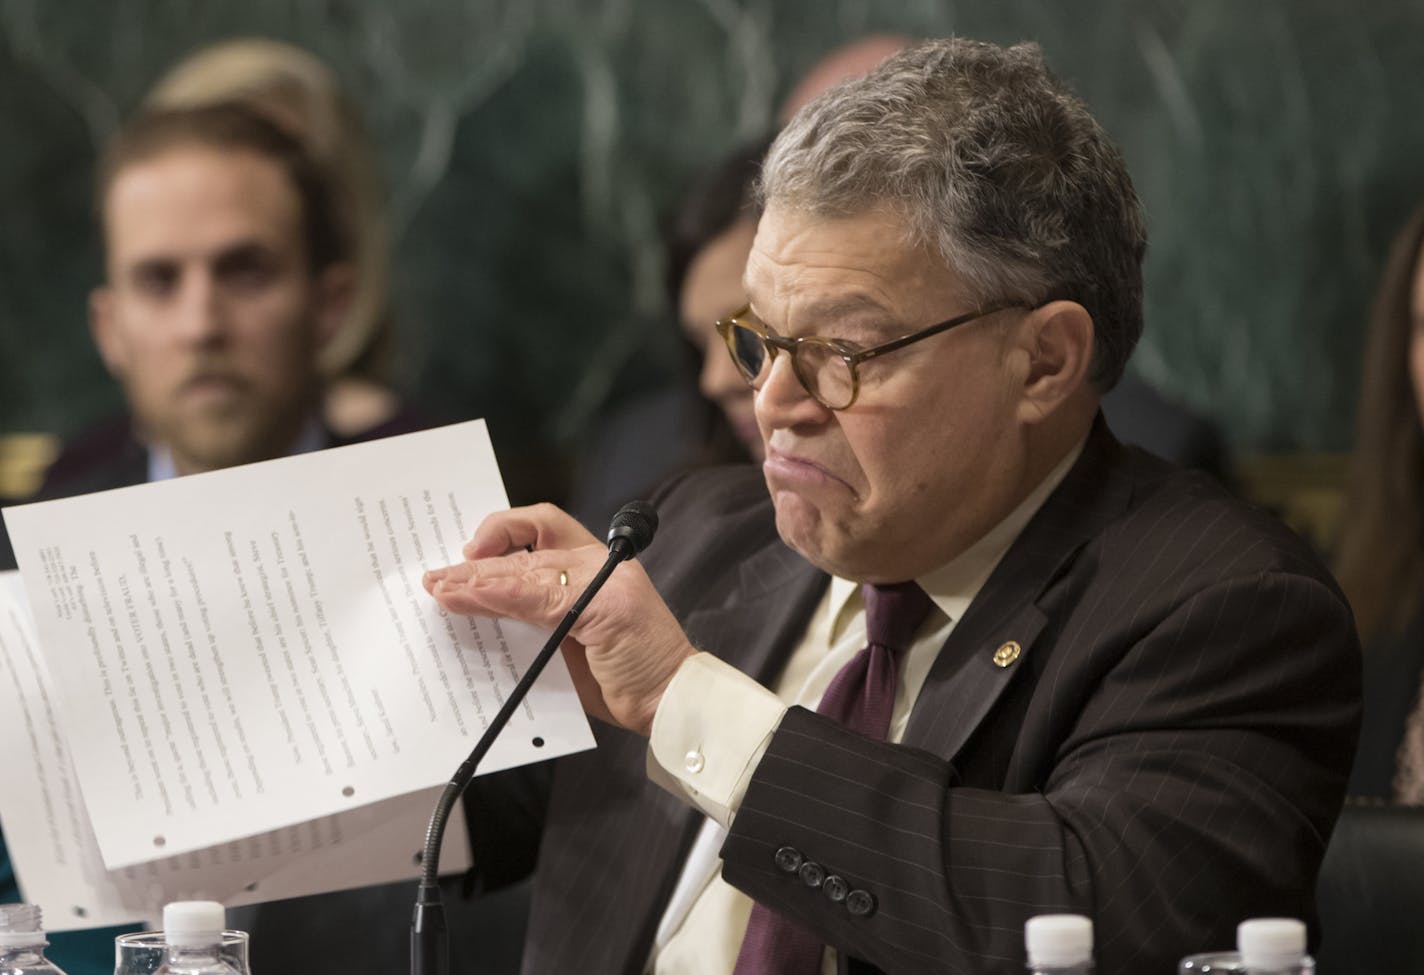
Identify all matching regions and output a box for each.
[607,500,658,558]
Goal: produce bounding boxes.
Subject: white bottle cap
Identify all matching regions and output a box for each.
[1026,914,1093,968]
[163,900,226,948]
[1237,918,1306,970]
[0,903,47,949]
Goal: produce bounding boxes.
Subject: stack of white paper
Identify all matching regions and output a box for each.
[0,421,593,929]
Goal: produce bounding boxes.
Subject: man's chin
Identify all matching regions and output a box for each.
[164,422,283,474]
[771,493,911,582]
[772,493,845,574]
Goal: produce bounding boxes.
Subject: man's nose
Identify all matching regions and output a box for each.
[754,352,831,427]
[173,272,227,344]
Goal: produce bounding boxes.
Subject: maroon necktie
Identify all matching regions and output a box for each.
[732,581,934,975]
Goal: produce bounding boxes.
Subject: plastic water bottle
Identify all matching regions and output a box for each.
[155,903,241,975]
[1179,918,1314,974]
[1026,914,1093,973]
[0,904,68,975]
[1237,919,1313,974]
[1178,951,1246,974]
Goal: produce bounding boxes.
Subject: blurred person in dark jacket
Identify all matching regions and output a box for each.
[1337,205,1424,802]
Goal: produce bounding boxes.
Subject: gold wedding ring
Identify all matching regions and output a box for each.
[558,569,569,587]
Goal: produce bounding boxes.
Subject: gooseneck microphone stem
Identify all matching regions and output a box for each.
[418,544,628,887]
[410,549,624,975]
[412,501,658,975]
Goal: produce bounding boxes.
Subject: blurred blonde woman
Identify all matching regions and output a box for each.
[147,37,402,436]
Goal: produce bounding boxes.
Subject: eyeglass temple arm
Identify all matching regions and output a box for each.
[846,302,1025,365]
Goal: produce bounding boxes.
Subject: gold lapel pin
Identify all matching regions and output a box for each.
[992,641,1022,668]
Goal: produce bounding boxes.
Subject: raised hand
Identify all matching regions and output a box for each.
[424,503,696,736]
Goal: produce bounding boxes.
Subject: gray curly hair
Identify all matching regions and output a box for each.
[760,38,1146,390]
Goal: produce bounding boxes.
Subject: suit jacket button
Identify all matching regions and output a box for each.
[846,889,877,917]
[822,875,848,903]
[798,861,825,888]
[774,846,803,873]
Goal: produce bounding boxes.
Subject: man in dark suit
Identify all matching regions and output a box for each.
[434,37,1358,974]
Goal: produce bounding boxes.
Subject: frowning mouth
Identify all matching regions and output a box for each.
[762,448,851,490]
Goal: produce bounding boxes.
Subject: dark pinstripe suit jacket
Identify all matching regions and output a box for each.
[481,419,1359,975]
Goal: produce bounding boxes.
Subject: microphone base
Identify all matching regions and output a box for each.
[411,881,449,975]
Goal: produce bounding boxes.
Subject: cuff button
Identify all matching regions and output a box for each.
[684,749,705,773]
[823,875,848,903]
[846,889,876,917]
[798,861,825,888]
[774,846,803,873]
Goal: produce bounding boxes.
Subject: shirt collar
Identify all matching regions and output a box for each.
[827,435,1087,634]
[146,414,328,482]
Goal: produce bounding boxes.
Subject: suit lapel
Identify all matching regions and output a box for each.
[682,537,828,686]
[905,418,1136,758]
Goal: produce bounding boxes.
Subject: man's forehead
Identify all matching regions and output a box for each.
[745,203,962,317]
[103,145,301,260]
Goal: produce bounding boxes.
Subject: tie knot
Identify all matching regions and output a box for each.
[862,580,934,656]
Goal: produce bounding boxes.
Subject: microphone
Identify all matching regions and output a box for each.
[606,499,658,561]
[411,501,659,975]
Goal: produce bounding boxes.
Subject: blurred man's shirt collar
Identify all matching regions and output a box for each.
[146,414,327,482]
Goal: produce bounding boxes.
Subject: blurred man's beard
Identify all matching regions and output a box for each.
[157,402,303,475]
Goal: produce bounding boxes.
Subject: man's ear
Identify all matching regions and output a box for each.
[89,286,127,379]
[311,262,356,355]
[1015,300,1095,424]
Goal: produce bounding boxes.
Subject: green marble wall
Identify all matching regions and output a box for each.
[2,0,1422,499]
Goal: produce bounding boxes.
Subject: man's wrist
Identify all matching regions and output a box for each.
[634,644,699,736]
[646,653,787,825]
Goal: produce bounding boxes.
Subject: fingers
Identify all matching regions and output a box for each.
[424,502,597,588]
[426,537,696,737]
[423,559,474,593]
[428,546,596,625]
[464,503,598,560]
[431,572,563,622]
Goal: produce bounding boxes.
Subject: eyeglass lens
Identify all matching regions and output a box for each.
[727,323,768,382]
[724,322,857,409]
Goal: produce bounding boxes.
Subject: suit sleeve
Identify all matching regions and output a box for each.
[717,570,1361,975]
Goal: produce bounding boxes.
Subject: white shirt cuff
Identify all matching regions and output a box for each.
[646,652,787,827]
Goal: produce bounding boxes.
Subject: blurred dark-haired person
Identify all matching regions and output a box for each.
[428,38,1360,974]
[1336,206,1424,802]
[571,137,772,530]
[664,136,775,463]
